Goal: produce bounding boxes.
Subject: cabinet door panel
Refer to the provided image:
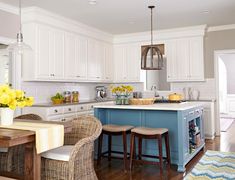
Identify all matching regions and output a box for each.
[177,39,190,80]
[53,30,64,79]
[126,44,140,81]
[76,36,88,79]
[37,25,50,78]
[189,37,204,81]
[104,43,113,81]
[114,45,125,81]
[166,40,178,81]
[64,33,77,79]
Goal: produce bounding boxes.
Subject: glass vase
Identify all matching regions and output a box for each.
[115,96,122,105]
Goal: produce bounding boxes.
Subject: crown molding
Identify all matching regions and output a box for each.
[0,2,18,15]
[22,7,113,43]
[113,25,207,44]
[208,24,235,32]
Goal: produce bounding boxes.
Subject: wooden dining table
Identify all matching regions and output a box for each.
[0,119,72,180]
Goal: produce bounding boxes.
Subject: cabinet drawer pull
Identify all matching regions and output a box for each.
[68,108,72,111]
[189,111,194,115]
[61,118,66,122]
[96,77,100,79]
[80,107,84,110]
[54,109,58,113]
[76,75,80,77]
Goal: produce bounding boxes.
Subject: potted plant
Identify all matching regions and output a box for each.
[51,93,64,105]
[0,84,34,126]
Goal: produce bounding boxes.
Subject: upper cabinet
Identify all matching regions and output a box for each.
[113,43,141,82]
[165,36,204,82]
[23,24,65,81]
[22,22,113,82]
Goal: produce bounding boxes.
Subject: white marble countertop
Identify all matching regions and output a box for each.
[94,102,204,111]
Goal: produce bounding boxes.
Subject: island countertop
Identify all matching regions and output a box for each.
[94,101,204,111]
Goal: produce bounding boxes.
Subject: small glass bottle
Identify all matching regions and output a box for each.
[64,91,71,103]
[72,91,79,102]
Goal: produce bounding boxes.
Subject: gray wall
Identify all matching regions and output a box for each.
[0,10,19,39]
[205,29,235,78]
[220,54,235,94]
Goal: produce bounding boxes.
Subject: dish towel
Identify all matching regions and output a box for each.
[0,121,64,154]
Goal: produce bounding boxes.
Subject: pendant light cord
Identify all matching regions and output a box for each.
[151,7,153,46]
[19,0,22,33]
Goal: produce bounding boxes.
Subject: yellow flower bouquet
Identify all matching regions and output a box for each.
[0,84,34,126]
[110,85,134,105]
[0,84,34,110]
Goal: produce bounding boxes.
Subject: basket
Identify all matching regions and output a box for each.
[129,98,155,105]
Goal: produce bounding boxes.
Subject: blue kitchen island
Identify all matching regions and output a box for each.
[94,102,205,172]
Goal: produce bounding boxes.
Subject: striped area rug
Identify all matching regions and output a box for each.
[185,150,235,180]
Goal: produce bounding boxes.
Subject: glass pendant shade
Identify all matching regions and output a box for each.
[141,45,163,70]
[7,0,32,55]
[7,33,32,55]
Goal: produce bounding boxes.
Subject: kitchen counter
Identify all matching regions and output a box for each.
[33,99,114,107]
[94,101,204,111]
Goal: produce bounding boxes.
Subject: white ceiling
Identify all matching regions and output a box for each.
[1,0,235,34]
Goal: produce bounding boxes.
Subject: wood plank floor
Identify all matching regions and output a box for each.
[95,122,235,180]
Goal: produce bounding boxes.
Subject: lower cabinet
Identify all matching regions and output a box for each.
[182,108,205,165]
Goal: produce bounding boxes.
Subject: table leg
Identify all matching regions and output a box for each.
[24,142,34,180]
[33,147,41,180]
[24,142,41,180]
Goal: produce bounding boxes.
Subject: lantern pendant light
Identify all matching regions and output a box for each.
[7,0,32,55]
[141,6,163,70]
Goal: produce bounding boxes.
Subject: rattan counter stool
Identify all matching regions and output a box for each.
[97,124,134,171]
[129,127,171,173]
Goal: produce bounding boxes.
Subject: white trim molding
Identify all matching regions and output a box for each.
[22,7,113,43]
[214,49,235,136]
[0,2,18,15]
[113,25,207,44]
[208,24,235,32]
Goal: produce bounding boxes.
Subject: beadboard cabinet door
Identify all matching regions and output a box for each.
[64,33,88,80]
[166,36,204,82]
[87,39,104,81]
[28,24,64,80]
[113,44,140,82]
[104,43,114,82]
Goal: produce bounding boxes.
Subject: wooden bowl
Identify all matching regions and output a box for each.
[129,98,155,105]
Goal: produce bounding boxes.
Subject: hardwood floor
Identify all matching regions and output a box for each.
[95,122,235,180]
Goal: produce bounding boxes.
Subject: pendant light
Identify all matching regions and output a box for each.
[141,6,163,70]
[7,0,32,55]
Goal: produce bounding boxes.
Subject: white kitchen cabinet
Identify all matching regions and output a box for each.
[199,101,215,139]
[23,24,65,81]
[103,43,114,81]
[166,36,204,82]
[64,33,88,80]
[114,43,140,82]
[87,39,104,81]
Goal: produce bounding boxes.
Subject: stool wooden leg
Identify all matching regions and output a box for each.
[157,135,163,173]
[97,132,103,165]
[129,133,135,170]
[122,132,128,171]
[108,135,112,161]
[138,137,142,160]
[165,132,171,165]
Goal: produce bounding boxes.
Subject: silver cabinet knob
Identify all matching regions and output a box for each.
[54,109,58,113]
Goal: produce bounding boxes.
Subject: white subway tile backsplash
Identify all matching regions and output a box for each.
[170,79,216,100]
[21,81,144,104]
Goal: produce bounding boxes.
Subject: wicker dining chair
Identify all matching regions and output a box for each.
[41,115,102,180]
[0,113,43,175]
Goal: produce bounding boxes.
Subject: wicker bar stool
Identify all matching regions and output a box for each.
[97,124,134,171]
[129,127,171,172]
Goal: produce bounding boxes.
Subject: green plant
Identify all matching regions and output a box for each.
[51,93,64,100]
